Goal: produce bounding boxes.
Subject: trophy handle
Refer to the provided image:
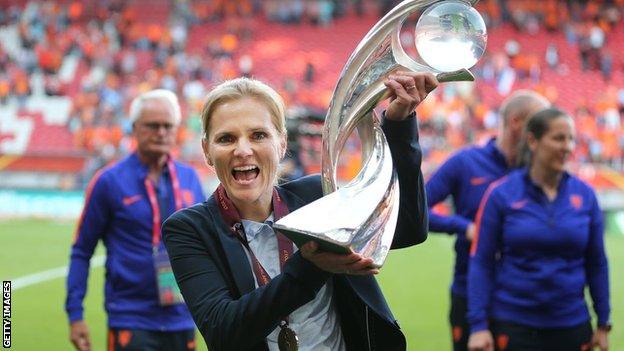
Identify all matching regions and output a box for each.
[436,68,475,82]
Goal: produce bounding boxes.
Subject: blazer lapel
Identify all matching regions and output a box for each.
[277,186,308,212]
[219,227,257,295]
[207,200,256,296]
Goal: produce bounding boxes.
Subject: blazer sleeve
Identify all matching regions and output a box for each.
[382,114,428,248]
[162,211,331,351]
[426,153,472,236]
[584,188,610,327]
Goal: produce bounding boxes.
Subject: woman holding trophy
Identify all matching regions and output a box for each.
[160,0,490,349]
[161,72,435,351]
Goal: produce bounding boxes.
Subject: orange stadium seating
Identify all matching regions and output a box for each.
[0,0,623,195]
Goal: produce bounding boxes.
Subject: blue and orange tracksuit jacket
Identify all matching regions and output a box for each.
[468,168,610,332]
[65,153,205,331]
[426,138,509,297]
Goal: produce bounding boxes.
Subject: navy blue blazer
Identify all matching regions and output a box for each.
[162,117,428,350]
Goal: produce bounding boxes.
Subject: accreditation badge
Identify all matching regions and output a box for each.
[153,247,185,306]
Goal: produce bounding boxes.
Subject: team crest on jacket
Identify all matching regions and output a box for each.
[570,194,583,209]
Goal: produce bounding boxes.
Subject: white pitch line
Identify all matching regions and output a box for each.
[11,255,105,291]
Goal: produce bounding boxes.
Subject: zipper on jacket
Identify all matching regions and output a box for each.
[365,306,372,351]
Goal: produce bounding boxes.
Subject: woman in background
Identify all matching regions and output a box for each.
[467,108,610,351]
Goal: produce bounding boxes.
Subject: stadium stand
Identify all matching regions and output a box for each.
[0,0,623,208]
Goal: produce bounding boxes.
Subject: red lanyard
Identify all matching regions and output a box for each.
[144,158,183,248]
[214,184,293,286]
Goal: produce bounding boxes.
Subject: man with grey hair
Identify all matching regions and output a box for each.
[66,89,205,351]
[424,90,550,351]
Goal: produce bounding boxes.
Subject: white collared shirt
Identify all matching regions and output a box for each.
[241,216,346,351]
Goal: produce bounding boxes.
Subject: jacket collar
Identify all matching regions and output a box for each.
[128,152,174,180]
[485,137,510,169]
[520,167,570,201]
[210,200,256,295]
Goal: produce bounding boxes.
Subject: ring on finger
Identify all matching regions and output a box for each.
[406,85,416,90]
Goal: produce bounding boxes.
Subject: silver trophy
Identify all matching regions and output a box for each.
[274,0,487,267]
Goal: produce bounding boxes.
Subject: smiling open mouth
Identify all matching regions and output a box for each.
[232,165,259,182]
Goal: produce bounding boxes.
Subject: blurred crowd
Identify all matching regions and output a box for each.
[420,0,624,172]
[479,0,621,81]
[0,0,623,183]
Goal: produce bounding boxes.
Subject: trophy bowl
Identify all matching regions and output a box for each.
[274,0,487,267]
[416,1,487,72]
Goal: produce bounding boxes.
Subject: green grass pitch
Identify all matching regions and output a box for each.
[1,219,622,350]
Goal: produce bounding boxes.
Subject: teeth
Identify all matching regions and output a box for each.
[233,165,258,171]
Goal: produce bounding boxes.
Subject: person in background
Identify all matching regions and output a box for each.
[162,73,435,350]
[425,90,550,351]
[468,108,610,351]
[65,90,205,351]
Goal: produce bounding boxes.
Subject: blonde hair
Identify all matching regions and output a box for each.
[201,77,286,138]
